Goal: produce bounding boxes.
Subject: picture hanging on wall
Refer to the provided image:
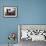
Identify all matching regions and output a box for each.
[4,6,17,17]
[18,24,46,42]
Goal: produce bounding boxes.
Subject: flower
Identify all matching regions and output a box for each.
[8,32,16,41]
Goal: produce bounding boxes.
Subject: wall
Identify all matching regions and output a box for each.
[0,0,46,44]
[0,0,18,44]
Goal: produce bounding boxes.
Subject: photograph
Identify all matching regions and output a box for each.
[18,25,46,41]
[4,7,17,17]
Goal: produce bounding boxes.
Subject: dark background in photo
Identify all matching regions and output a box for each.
[5,8,15,16]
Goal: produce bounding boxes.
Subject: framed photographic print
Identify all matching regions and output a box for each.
[18,24,46,42]
[4,6,17,17]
